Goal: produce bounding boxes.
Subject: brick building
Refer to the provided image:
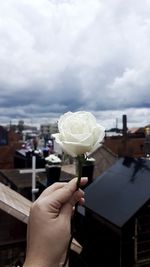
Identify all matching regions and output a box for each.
[0,126,22,169]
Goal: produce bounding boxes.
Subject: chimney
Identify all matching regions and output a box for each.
[145,126,150,157]
[121,114,128,157]
[122,114,127,137]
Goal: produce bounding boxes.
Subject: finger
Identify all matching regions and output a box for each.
[37,176,88,200]
[50,177,88,207]
[78,197,85,206]
[69,189,85,207]
[38,182,67,200]
[60,189,85,217]
[71,197,85,216]
[77,177,88,188]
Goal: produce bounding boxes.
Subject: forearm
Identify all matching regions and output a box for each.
[23,252,60,267]
[23,259,59,267]
[23,251,68,267]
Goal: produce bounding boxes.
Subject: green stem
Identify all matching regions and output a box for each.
[76,155,83,189]
[62,155,85,267]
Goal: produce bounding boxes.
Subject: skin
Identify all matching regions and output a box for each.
[23,177,88,267]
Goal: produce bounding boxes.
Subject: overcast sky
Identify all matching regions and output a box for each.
[0,0,150,129]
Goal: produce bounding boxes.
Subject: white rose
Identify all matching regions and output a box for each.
[53,111,105,157]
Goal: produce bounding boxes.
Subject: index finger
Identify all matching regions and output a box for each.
[49,177,88,206]
[39,182,67,200]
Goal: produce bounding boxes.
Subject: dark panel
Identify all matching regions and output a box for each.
[0,126,8,145]
[84,157,150,228]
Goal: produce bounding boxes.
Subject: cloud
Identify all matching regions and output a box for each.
[0,0,150,128]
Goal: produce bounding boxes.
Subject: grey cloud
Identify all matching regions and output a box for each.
[0,0,150,128]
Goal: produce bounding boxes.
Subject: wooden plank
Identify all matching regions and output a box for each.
[0,182,31,223]
[0,182,82,254]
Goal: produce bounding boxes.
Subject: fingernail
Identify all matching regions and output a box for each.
[81,177,88,180]
[81,177,88,182]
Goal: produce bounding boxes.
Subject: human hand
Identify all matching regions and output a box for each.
[23,177,88,267]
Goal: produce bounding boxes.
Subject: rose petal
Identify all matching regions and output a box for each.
[53,112,105,157]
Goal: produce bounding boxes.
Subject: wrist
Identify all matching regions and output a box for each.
[23,263,59,267]
[23,258,59,267]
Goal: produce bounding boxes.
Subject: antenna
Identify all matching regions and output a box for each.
[116,118,118,129]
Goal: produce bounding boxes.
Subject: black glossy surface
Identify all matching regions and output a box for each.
[84,157,150,228]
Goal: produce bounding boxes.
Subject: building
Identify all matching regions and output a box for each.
[90,144,117,179]
[104,134,145,158]
[0,127,22,169]
[40,122,58,137]
[145,125,150,156]
[75,157,150,267]
[104,115,150,158]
